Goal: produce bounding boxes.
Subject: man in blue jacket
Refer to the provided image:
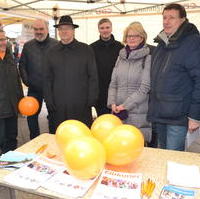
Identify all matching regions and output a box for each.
[147,3,200,151]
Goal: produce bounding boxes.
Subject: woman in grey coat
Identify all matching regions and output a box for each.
[107,22,152,143]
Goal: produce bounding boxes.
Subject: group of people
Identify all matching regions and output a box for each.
[0,3,200,154]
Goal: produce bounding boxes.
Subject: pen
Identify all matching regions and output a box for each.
[35,144,48,154]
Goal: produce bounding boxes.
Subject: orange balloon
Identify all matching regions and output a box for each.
[103,124,144,166]
[63,137,106,180]
[18,96,39,116]
[56,120,92,150]
[91,114,122,143]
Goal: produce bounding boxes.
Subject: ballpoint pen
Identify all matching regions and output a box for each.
[35,144,48,154]
[141,179,156,199]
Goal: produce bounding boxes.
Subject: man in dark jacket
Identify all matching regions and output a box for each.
[0,29,23,153]
[44,15,98,128]
[147,3,200,151]
[19,19,58,139]
[90,18,123,116]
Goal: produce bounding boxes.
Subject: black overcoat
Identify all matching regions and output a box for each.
[44,40,98,127]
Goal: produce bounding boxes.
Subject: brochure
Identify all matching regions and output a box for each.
[42,168,98,198]
[4,156,63,190]
[160,185,195,199]
[0,151,37,169]
[90,169,142,199]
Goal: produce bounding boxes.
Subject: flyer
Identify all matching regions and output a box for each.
[90,169,142,199]
[160,185,195,199]
[42,168,98,198]
[4,156,63,190]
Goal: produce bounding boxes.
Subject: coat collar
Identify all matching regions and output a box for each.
[154,20,199,48]
[119,45,150,60]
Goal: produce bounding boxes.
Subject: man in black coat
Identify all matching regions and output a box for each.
[90,18,124,116]
[19,19,58,139]
[44,15,98,128]
[0,29,23,153]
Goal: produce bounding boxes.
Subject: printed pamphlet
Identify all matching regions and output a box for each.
[4,156,63,190]
[160,185,195,199]
[42,168,98,198]
[90,169,142,199]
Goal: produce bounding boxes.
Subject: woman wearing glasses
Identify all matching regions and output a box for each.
[107,22,152,144]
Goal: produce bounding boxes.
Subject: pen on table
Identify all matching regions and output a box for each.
[147,180,156,199]
[35,144,48,154]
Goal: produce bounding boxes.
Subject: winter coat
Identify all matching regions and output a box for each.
[147,21,200,126]
[44,39,98,127]
[0,48,23,118]
[90,35,124,109]
[19,35,58,93]
[107,45,152,142]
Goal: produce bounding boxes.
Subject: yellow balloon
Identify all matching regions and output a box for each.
[63,137,106,180]
[103,124,144,166]
[56,120,92,150]
[91,114,122,143]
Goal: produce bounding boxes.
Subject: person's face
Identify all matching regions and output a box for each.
[163,9,185,36]
[0,32,7,52]
[58,25,74,44]
[33,20,48,42]
[98,22,112,40]
[126,29,144,49]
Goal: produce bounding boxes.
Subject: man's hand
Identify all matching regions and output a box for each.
[188,119,200,133]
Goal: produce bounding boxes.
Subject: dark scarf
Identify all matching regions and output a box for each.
[125,41,145,58]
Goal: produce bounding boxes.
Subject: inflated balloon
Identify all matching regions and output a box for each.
[91,114,122,143]
[56,120,92,150]
[18,96,39,116]
[63,136,106,180]
[103,124,144,166]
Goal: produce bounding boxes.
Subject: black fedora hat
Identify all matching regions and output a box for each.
[54,15,79,28]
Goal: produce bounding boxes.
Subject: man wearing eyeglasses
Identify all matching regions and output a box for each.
[0,29,23,153]
[19,19,58,139]
[44,15,98,128]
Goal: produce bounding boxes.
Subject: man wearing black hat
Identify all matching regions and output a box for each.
[44,15,98,128]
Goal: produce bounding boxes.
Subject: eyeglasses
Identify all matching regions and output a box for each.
[126,34,142,39]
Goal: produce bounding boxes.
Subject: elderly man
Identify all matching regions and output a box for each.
[0,29,23,153]
[19,19,58,139]
[90,18,123,116]
[147,3,200,151]
[44,15,98,128]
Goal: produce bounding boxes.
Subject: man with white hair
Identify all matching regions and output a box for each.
[19,19,58,139]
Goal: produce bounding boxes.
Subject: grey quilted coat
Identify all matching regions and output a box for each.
[107,45,152,142]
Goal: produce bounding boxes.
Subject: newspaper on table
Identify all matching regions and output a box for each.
[160,185,195,199]
[4,156,64,190]
[90,169,142,199]
[42,168,98,198]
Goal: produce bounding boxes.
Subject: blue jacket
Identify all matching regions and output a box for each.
[147,21,200,126]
